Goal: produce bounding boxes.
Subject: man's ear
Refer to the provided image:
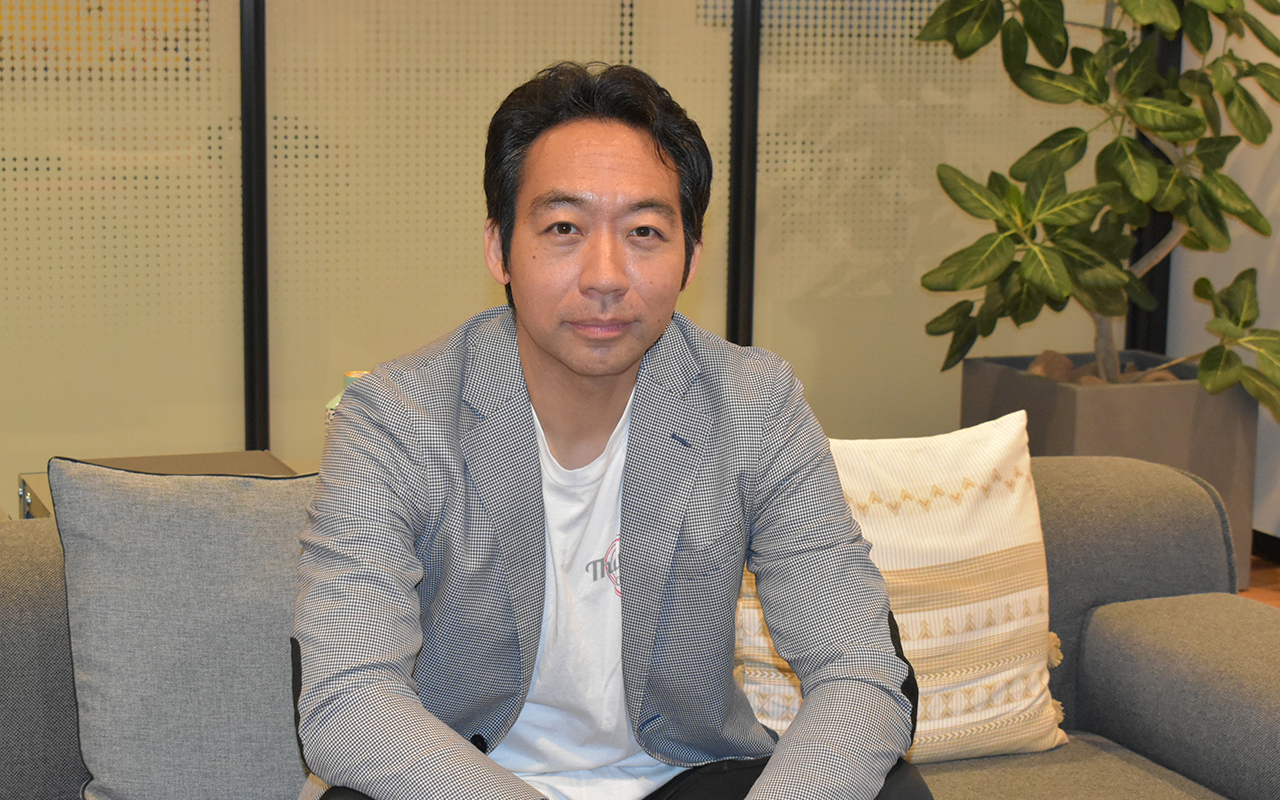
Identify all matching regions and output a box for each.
[484,219,509,285]
[682,240,703,289]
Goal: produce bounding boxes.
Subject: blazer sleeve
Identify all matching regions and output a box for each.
[742,364,916,800]
[293,372,545,800]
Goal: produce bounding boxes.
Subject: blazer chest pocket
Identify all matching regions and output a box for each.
[666,525,745,583]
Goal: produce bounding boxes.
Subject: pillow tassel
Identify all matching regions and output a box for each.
[1047,631,1064,668]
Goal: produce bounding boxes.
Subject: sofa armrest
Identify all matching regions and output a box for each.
[0,518,90,799]
[1029,456,1235,730]
[1077,593,1280,800]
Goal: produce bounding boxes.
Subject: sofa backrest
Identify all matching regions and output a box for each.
[1031,456,1235,730]
[0,517,91,799]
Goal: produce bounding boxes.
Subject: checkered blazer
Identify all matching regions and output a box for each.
[294,307,915,800]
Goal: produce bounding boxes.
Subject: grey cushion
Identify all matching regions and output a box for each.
[0,517,91,800]
[916,732,1226,800]
[1078,593,1280,800]
[48,458,316,800]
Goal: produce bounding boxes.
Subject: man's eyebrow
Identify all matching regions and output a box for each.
[525,191,679,221]
[527,190,586,213]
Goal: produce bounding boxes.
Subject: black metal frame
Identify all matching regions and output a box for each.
[241,0,270,449]
[726,0,762,347]
[1125,26,1182,355]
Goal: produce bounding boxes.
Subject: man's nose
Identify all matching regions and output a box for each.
[579,233,629,296]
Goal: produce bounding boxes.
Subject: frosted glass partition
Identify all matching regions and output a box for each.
[2,0,245,518]
[752,0,1102,439]
[265,1,732,467]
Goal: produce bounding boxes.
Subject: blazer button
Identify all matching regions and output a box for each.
[470,733,488,753]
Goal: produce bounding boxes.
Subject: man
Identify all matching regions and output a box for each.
[294,62,930,800]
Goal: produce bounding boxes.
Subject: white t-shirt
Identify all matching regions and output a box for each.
[488,398,683,800]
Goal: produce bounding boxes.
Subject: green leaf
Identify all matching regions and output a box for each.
[1099,137,1161,201]
[1241,367,1280,424]
[1185,4,1216,54]
[919,0,979,41]
[1243,11,1280,57]
[942,318,980,370]
[976,283,1005,335]
[1207,316,1249,339]
[1244,330,1280,384]
[1254,0,1280,14]
[1039,184,1113,225]
[1189,0,1229,11]
[1182,228,1212,250]
[1251,63,1280,102]
[938,164,1008,220]
[1181,182,1233,250]
[988,172,1028,219]
[1020,0,1069,67]
[1199,94,1223,137]
[922,232,1018,291]
[1071,260,1132,288]
[1005,274,1048,325]
[1126,273,1160,311]
[1194,135,1242,170]
[1226,85,1273,144]
[926,300,977,335]
[1116,36,1160,100]
[1052,235,1120,268]
[1001,18,1029,76]
[1198,345,1245,393]
[1024,161,1068,217]
[953,0,1006,58]
[1019,243,1072,299]
[1180,69,1216,100]
[1150,165,1187,212]
[1194,276,1231,318]
[1118,0,1182,32]
[1071,281,1130,316]
[1211,59,1237,95]
[1220,267,1261,327]
[1201,171,1272,234]
[1126,97,1208,142]
[1013,67,1093,104]
[1009,127,1089,181]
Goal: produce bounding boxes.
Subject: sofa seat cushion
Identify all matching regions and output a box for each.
[915,732,1226,800]
[49,458,317,800]
[1079,593,1280,800]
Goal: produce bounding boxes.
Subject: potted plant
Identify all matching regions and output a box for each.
[916,0,1280,583]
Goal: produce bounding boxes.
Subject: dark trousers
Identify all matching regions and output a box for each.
[319,757,932,800]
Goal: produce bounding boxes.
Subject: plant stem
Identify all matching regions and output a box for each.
[1092,311,1122,382]
[1129,222,1187,279]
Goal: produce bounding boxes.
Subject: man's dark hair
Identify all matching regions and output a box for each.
[484,62,713,305]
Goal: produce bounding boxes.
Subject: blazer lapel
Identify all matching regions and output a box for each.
[619,316,712,722]
[458,313,546,691]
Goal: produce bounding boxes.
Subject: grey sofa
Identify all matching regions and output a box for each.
[3,456,1278,799]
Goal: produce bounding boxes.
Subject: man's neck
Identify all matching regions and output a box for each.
[524,368,637,471]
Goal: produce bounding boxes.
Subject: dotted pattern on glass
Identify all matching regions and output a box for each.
[1,0,210,80]
[1,0,244,518]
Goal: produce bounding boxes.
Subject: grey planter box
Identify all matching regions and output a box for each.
[961,352,1258,590]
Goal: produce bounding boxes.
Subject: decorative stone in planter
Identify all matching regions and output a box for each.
[961,351,1257,590]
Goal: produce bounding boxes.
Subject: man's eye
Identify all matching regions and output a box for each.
[553,222,575,235]
[633,226,656,238]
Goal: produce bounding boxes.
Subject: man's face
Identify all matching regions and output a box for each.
[485,118,700,390]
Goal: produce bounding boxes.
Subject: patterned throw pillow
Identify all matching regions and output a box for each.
[735,410,1067,763]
